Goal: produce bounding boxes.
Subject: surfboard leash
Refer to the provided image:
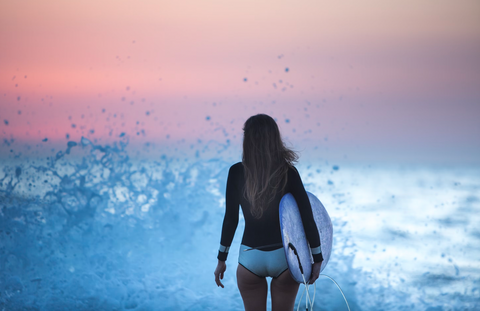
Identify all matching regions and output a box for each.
[288,243,314,311]
[297,274,314,311]
[296,273,351,311]
[288,243,351,311]
[318,274,351,311]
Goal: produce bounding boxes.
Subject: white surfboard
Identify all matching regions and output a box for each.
[279,192,333,283]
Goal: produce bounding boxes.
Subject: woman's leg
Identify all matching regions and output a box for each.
[271,270,300,311]
[237,264,268,311]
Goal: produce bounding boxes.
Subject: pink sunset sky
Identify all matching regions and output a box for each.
[1,0,479,163]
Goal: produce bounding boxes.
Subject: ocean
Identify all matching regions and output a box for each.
[1,138,479,310]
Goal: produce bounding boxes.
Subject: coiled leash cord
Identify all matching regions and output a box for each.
[288,243,351,311]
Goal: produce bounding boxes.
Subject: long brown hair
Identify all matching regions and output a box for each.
[242,114,298,218]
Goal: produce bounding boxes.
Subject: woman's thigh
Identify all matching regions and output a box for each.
[271,270,299,311]
[236,264,268,311]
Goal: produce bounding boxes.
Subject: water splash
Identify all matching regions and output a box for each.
[0,139,479,310]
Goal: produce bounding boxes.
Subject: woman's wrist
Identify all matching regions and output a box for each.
[313,252,324,263]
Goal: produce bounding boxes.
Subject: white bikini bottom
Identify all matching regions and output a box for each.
[238,244,288,278]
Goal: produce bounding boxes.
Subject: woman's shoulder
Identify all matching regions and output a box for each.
[287,164,299,173]
[287,164,301,180]
[227,162,244,183]
[231,162,243,168]
[229,162,244,174]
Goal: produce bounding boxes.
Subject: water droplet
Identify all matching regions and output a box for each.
[81,137,91,146]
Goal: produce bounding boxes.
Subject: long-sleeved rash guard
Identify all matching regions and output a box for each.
[218,162,323,263]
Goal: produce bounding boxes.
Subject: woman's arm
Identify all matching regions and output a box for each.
[215,165,240,288]
[217,165,240,261]
[214,260,227,288]
[289,166,324,263]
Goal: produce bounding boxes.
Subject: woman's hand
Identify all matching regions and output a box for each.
[308,261,322,284]
[214,260,227,288]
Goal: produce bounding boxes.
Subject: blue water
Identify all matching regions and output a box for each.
[1,138,479,310]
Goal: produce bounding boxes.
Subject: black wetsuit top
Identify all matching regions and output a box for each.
[218,162,323,263]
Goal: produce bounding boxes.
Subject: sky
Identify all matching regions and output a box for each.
[1,0,479,164]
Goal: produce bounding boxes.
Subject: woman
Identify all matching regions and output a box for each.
[214,114,323,311]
